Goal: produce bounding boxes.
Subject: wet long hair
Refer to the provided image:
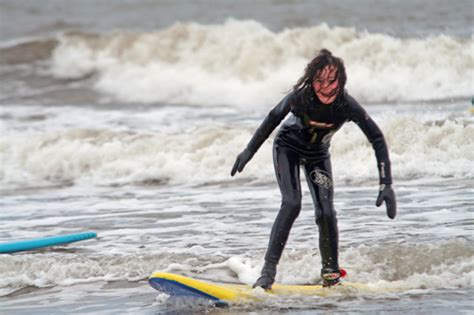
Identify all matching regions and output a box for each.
[293,49,347,98]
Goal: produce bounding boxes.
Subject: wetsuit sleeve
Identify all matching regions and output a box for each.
[346,95,392,185]
[246,93,293,153]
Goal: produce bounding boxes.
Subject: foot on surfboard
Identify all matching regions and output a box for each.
[322,268,347,287]
[253,261,277,290]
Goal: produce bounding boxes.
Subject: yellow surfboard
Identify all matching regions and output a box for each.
[149,272,370,305]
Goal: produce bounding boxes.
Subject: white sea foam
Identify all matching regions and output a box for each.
[0,240,471,296]
[0,113,472,189]
[228,240,474,291]
[49,20,473,107]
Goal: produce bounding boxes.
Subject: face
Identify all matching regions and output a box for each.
[312,65,340,104]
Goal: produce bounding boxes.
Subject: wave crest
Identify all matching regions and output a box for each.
[47,20,473,106]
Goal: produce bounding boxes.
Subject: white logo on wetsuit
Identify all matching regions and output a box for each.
[310,170,333,189]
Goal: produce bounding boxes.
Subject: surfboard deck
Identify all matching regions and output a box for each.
[149,272,369,304]
[0,232,97,253]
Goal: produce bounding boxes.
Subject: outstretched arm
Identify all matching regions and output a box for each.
[231,93,293,176]
[347,96,396,219]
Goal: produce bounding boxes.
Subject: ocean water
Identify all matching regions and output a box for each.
[0,0,473,314]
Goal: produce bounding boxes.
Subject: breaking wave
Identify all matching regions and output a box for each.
[2,20,471,106]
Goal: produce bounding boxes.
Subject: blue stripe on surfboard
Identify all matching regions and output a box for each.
[148,277,221,301]
[0,232,97,253]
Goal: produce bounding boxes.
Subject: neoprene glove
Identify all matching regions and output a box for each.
[231,148,254,176]
[376,184,397,219]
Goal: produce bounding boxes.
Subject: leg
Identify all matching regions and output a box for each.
[304,158,340,286]
[254,145,302,289]
[265,145,302,263]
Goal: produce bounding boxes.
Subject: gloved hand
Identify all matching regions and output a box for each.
[231,148,254,176]
[376,184,397,219]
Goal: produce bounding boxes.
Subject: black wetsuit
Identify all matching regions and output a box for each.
[246,87,392,273]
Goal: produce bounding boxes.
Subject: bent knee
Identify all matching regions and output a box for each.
[281,199,302,213]
[315,208,337,225]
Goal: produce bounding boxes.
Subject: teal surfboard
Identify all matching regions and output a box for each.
[0,232,97,253]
